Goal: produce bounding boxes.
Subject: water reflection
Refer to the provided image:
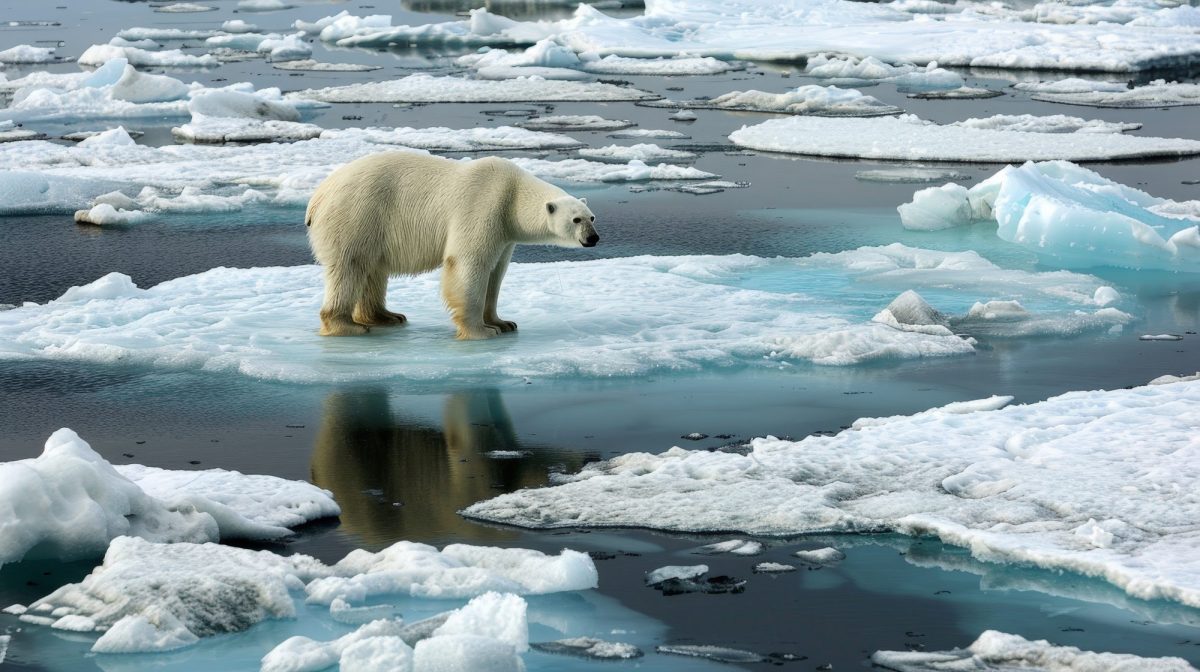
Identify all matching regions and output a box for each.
[310,388,584,547]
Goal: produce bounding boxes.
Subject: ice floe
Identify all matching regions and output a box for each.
[645,565,708,586]
[18,537,595,653]
[806,53,967,92]
[898,161,1200,271]
[458,39,740,78]
[0,44,55,64]
[466,379,1200,610]
[0,428,338,568]
[291,73,656,103]
[0,245,1129,382]
[319,125,583,152]
[272,59,382,72]
[793,547,846,566]
[728,114,1200,162]
[658,644,766,663]
[173,117,322,144]
[1023,79,1200,108]
[648,84,901,116]
[753,562,796,573]
[855,168,968,183]
[532,637,643,659]
[608,128,688,139]
[239,0,295,10]
[948,113,1140,134]
[78,44,217,68]
[155,2,216,12]
[516,114,634,131]
[871,630,1198,671]
[578,143,696,163]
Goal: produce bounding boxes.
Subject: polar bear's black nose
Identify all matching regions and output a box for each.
[583,233,600,247]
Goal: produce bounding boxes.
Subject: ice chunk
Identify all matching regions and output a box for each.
[1093,286,1120,306]
[258,34,312,62]
[580,53,739,75]
[871,630,1197,671]
[532,637,642,659]
[78,44,217,68]
[898,183,981,231]
[695,539,763,555]
[507,157,714,182]
[173,117,322,144]
[412,635,523,672]
[290,73,655,103]
[855,168,968,184]
[0,44,55,63]
[239,0,295,10]
[658,644,767,663]
[671,85,901,116]
[609,128,689,139]
[949,113,1140,134]
[1025,79,1200,108]
[465,380,1200,610]
[93,610,200,653]
[517,114,633,131]
[872,290,951,336]
[339,636,414,672]
[578,143,696,163]
[1140,334,1184,341]
[156,2,216,12]
[330,597,398,625]
[793,547,846,566]
[222,19,259,33]
[645,565,708,586]
[669,109,697,121]
[753,562,797,573]
[729,115,1200,162]
[1013,78,1129,94]
[432,592,528,652]
[1150,372,1200,385]
[261,620,408,672]
[188,88,302,121]
[272,59,381,72]
[109,65,191,104]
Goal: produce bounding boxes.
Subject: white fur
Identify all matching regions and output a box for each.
[306,152,598,338]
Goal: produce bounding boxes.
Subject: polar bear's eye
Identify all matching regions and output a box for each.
[573,217,582,224]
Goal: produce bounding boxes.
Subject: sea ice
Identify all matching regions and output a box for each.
[578,143,696,163]
[517,114,634,131]
[608,128,688,139]
[0,636,7,665]
[261,620,411,672]
[78,44,217,68]
[0,428,337,568]
[1024,79,1200,108]
[657,644,767,663]
[793,547,846,565]
[291,74,655,103]
[645,565,709,586]
[272,59,382,72]
[1012,78,1129,94]
[506,157,713,182]
[532,637,643,659]
[239,0,295,11]
[222,19,259,33]
[871,630,1198,671]
[1151,373,1200,385]
[855,168,969,184]
[652,85,901,116]
[753,562,796,573]
[465,379,1200,610]
[0,245,1125,382]
[115,27,220,40]
[898,161,1200,271]
[695,539,762,555]
[155,3,216,12]
[948,114,1140,134]
[0,44,55,63]
[319,125,582,152]
[728,115,1200,162]
[806,54,964,92]
[173,117,323,144]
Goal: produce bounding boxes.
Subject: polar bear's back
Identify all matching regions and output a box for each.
[306,152,523,275]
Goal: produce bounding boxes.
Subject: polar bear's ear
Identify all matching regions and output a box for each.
[579,197,588,204]
[546,202,556,214]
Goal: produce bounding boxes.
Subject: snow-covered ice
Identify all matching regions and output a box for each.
[578,143,696,163]
[155,3,216,12]
[753,562,796,573]
[608,128,688,139]
[806,54,965,92]
[1024,79,1200,108]
[173,117,322,144]
[516,114,634,131]
[871,630,1198,671]
[948,114,1140,134]
[728,114,1200,162]
[898,161,1200,271]
[652,85,901,116]
[645,565,708,586]
[290,73,656,103]
[272,59,382,72]
[0,44,55,63]
[532,637,643,659]
[855,168,968,184]
[319,125,583,152]
[793,547,846,565]
[261,619,411,672]
[0,429,338,568]
[78,44,217,68]
[466,379,1200,610]
[695,540,762,555]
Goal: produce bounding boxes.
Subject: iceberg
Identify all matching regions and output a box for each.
[898,161,1200,271]
[0,429,338,568]
[465,379,1200,610]
[728,114,1200,162]
[0,244,1127,383]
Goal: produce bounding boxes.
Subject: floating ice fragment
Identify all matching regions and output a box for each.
[94,610,200,653]
[516,114,634,131]
[155,3,216,12]
[753,562,797,573]
[320,125,581,152]
[657,644,768,663]
[609,128,688,139]
[413,635,522,672]
[330,598,398,625]
[871,630,1197,671]
[1150,372,1200,385]
[1013,78,1129,94]
[484,450,530,459]
[261,619,409,672]
[78,44,217,68]
[696,539,763,555]
[1027,79,1200,108]
[793,547,846,566]
[272,59,382,72]
[579,143,697,163]
[1140,334,1184,341]
[532,637,643,659]
[291,74,656,103]
[222,19,258,33]
[238,0,295,10]
[949,114,1140,134]
[432,592,528,652]
[0,44,55,63]
[855,168,969,184]
[669,109,697,121]
[645,565,708,586]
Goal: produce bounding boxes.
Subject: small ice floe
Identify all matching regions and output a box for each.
[0,429,339,568]
[657,644,767,664]
[0,122,44,143]
[696,539,763,556]
[0,44,55,63]
[329,597,398,625]
[290,73,657,103]
[871,630,1197,671]
[238,0,295,11]
[1150,372,1200,385]
[855,168,969,184]
[155,2,216,12]
[1020,79,1200,108]
[793,547,846,566]
[1140,334,1184,341]
[79,44,217,68]
[222,19,258,33]
[645,565,708,586]
[484,450,531,459]
[115,26,219,40]
[579,53,740,76]
[320,125,582,152]
[645,565,745,595]
[669,109,697,121]
[173,117,323,144]
[671,179,750,195]
[651,85,900,117]
[807,54,976,96]
[272,59,382,72]
[729,115,1200,162]
[907,86,1001,99]
[61,128,145,142]
[516,114,634,131]
[579,143,697,163]
[457,40,742,78]
[897,161,1200,271]
[508,157,715,182]
[681,432,709,440]
[950,113,1140,134]
[532,637,643,659]
[753,562,796,573]
[609,128,689,140]
[74,186,273,225]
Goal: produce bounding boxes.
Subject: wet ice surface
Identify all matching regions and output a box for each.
[1,0,1200,670]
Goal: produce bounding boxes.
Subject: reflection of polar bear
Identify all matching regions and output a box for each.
[306,153,599,339]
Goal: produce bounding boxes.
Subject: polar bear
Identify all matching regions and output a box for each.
[305,152,599,339]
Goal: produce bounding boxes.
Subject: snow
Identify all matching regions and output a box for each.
[729,114,1200,162]
[871,630,1198,671]
[0,44,55,64]
[21,537,595,653]
[0,245,1126,383]
[0,429,337,568]
[949,114,1140,134]
[517,114,633,131]
[899,161,1200,271]
[78,44,217,68]
[578,143,697,163]
[291,73,656,103]
[466,379,1200,611]
[667,85,901,117]
[645,565,708,585]
[1025,79,1200,108]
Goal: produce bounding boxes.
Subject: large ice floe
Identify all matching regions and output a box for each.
[898,161,1200,272]
[872,630,1199,671]
[293,1,1200,72]
[0,245,1129,383]
[289,73,656,103]
[728,114,1200,162]
[0,428,338,568]
[1016,78,1200,108]
[466,378,1200,611]
[13,535,595,655]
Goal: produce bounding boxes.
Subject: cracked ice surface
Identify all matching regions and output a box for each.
[465,380,1200,610]
[727,115,1200,162]
[0,245,1127,383]
[0,429,338,568]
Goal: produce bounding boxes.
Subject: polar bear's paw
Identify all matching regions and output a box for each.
[320,318,371,337]
[487,319,518,333]
[456,324,502,340]
[357,310,407,327]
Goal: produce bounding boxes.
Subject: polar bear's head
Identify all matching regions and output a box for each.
[545,196,599,248]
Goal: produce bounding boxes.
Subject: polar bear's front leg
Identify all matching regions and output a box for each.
[484,244,517,333]
[442,254,500,340]
[320,263,370,336]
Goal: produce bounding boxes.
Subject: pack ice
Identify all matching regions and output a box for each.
[0,246,1128,384]
[727,115,1200,162]
[465,379,1200,610]
[0,428,338,568]
[898,161,1200,272]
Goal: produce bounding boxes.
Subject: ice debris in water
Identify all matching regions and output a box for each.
[78,44,217,68]
[288,73,657,103]
[1140,334,1184,341]
[657,644,767,664]
[855,168,969,184]
[329,598,398,625]
[0,245,1127,382]
[729,115,1200,162]
[898,160,1200,272]
[753,562,797,573]
[645,565,708,586]
[0,636,8,664]
[457,39,740,78]
[696,539,763,555]
[609,128,689,139]
[0,44,55,63]
[532,637,643,659]
[272,59,382,72]
[18,537,595,653]
[651,85,901,116]
[1021,79,1200,108]
[806,53,966,92]
[871,630,1198,671]
[155,3,216,12]
[793,547,846,566]
[464,380,1200,610]
[516,114,634,131]
[0,429,337,568]
[579,143,697,163]
[1150,372,1200,385]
